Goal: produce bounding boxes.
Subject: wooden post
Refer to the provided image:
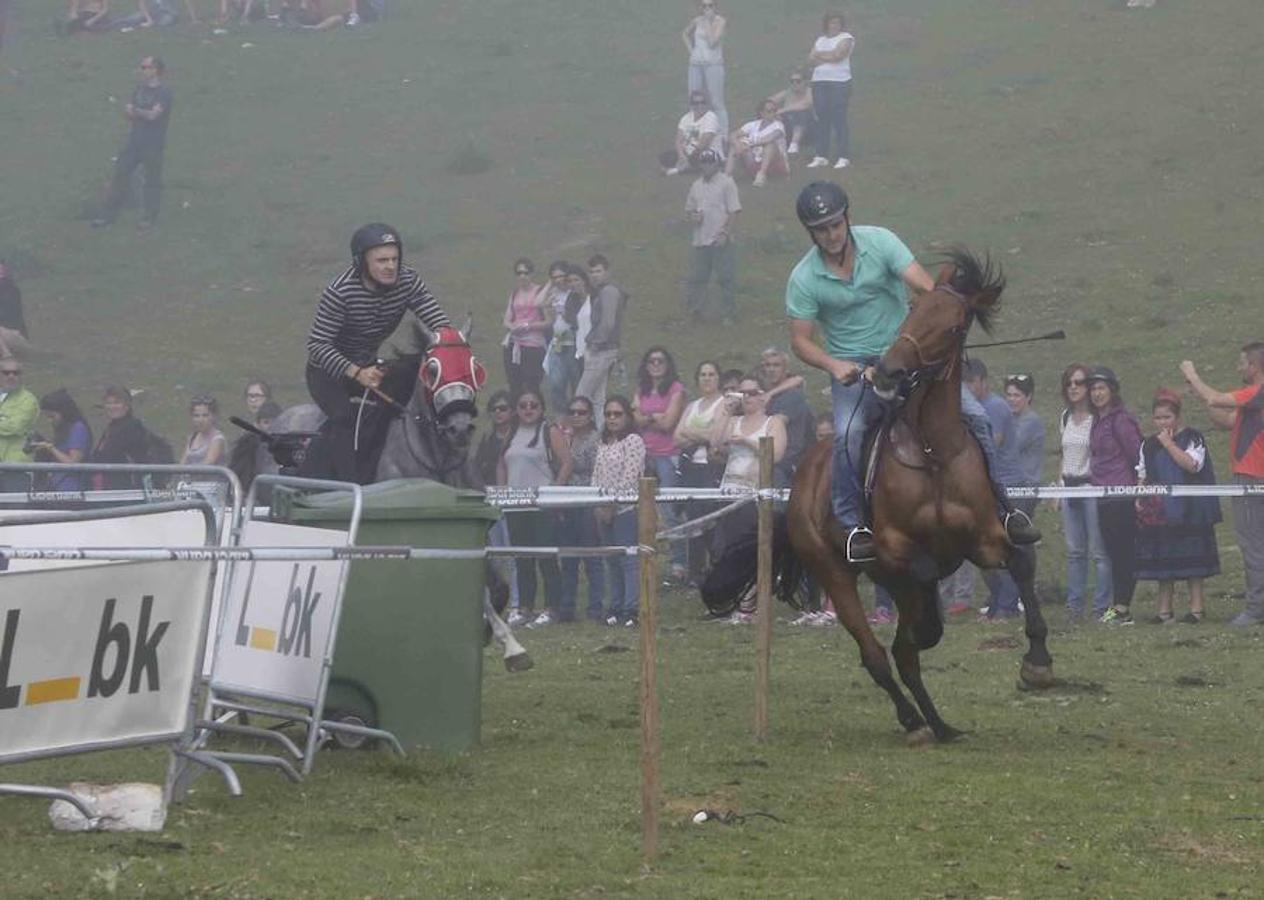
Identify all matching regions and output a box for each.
[637,477,660,863]
[754,435,774,743]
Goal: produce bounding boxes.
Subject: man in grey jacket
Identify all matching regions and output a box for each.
[575,254,626,413]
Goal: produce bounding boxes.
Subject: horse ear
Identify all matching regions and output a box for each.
[460,312,474,342]
[935,262,955,286]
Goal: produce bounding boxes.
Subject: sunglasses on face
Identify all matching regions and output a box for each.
[605,410,626,418]
[1067,378,1086,388]
[491,404,510,412]
[518,401,540,410]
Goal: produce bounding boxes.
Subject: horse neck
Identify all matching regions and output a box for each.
[905,358,967,455]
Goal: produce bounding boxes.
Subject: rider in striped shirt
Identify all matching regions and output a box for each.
[305,223,451,482]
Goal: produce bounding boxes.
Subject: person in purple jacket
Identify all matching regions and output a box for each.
[1087,366,1144,625]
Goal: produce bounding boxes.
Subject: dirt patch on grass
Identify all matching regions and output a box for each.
[978,634,1022,651]
[1157,830,1259,866]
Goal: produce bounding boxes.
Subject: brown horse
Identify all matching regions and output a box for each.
[784,247,1053,743]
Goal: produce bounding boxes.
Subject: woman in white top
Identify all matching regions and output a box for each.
[1056,363,1112,619]
[805,11,855,170]
[180,395,226,467]
[682,0,728,133]
[727,98,789,186]
[498,388,571,628]
[673,360,731,582]
[715,376,786,490]
[709,376,786,619]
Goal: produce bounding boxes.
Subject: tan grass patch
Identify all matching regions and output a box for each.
[1156,829,1258,865]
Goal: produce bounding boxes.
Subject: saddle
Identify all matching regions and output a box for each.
[860,414,937,519]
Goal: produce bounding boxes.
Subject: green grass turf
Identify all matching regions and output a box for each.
[2,0,1264,896]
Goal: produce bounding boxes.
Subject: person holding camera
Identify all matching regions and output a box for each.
[29,389,93,491]
[0,357,39,490]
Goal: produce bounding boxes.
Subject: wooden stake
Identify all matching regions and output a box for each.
[754,435,774,743]
[637,477,660,863]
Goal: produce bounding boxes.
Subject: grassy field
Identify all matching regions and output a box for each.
[3,0,1264,896]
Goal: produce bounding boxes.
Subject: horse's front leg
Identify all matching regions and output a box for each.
[889,581,963,743]
[1008,544,1054,689]
[816,565,926,735]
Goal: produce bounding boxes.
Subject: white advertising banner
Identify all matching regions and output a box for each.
[210,520,349,706]
[0,507,213,573]
[0,559,213,761]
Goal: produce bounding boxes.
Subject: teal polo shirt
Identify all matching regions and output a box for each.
[785,225,916,360]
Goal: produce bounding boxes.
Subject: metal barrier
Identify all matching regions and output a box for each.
[0,500,227,825]
[190,475,402,784]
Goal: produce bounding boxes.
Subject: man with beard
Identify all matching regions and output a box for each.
[306,223,451,483]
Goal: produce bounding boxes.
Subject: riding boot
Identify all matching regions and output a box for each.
[1002,507,1041,545]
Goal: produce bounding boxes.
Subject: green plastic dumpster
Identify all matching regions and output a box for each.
[276,478,500,753]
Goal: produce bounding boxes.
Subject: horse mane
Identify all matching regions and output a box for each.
[941,246,1004,335]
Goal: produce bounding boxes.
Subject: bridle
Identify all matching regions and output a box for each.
[891,283,974,388]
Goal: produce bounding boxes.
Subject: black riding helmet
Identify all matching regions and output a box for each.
[350,223,403,272]
[796,181,849,229]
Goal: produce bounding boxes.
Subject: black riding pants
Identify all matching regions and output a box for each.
[305,362,417,484]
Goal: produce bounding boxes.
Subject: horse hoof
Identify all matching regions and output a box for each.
[504,653,534,673]
[1019,661,1055,690]
[905,726,935,748]
[934,724,965,743]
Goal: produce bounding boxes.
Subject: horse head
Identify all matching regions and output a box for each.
[414,324,487,453]
[872,247,1004,400]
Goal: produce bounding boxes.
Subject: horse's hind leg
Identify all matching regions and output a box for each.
[890,582,962,742]
[484,594,533,673]
[1009,545,1054,689]
[817,565,926,734]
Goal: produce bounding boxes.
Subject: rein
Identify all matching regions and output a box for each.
[893,284,972,386]
[886,284,974,472]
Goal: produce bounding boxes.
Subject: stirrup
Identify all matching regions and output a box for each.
[845,526,877,564]
[1003,509,1041,546]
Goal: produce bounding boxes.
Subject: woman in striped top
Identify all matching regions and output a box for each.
[1056,363,1111,620]
[305,224,451,483]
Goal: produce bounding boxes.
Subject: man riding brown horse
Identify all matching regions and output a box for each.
[784,181,1039,562]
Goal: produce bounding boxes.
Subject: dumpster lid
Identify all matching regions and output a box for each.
[285,478,500,522]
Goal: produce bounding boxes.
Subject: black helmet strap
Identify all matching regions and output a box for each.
[810,212,852,270]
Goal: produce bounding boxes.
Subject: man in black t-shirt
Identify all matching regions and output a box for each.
[92,56,173,231]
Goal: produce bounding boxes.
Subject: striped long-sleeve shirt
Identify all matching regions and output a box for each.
[307,265,451,379]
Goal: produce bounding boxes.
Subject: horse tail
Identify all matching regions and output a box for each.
[699,512,807,616]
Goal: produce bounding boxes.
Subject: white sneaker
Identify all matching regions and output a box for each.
[752,172,766,187]
[527,611,552,629]
[787,141,799,155]
[809,611,839,627]
[834,157,850,169]
[806,156,829,168]
[345,11,361,25]
[507,610,527,627]
[789,611,819,626]
[606,615,620,627]
[663,166,680,176]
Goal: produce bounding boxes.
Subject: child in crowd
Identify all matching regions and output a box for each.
[1134,389,1221,624]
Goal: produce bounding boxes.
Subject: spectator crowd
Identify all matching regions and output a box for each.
[5,2,1262,642]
